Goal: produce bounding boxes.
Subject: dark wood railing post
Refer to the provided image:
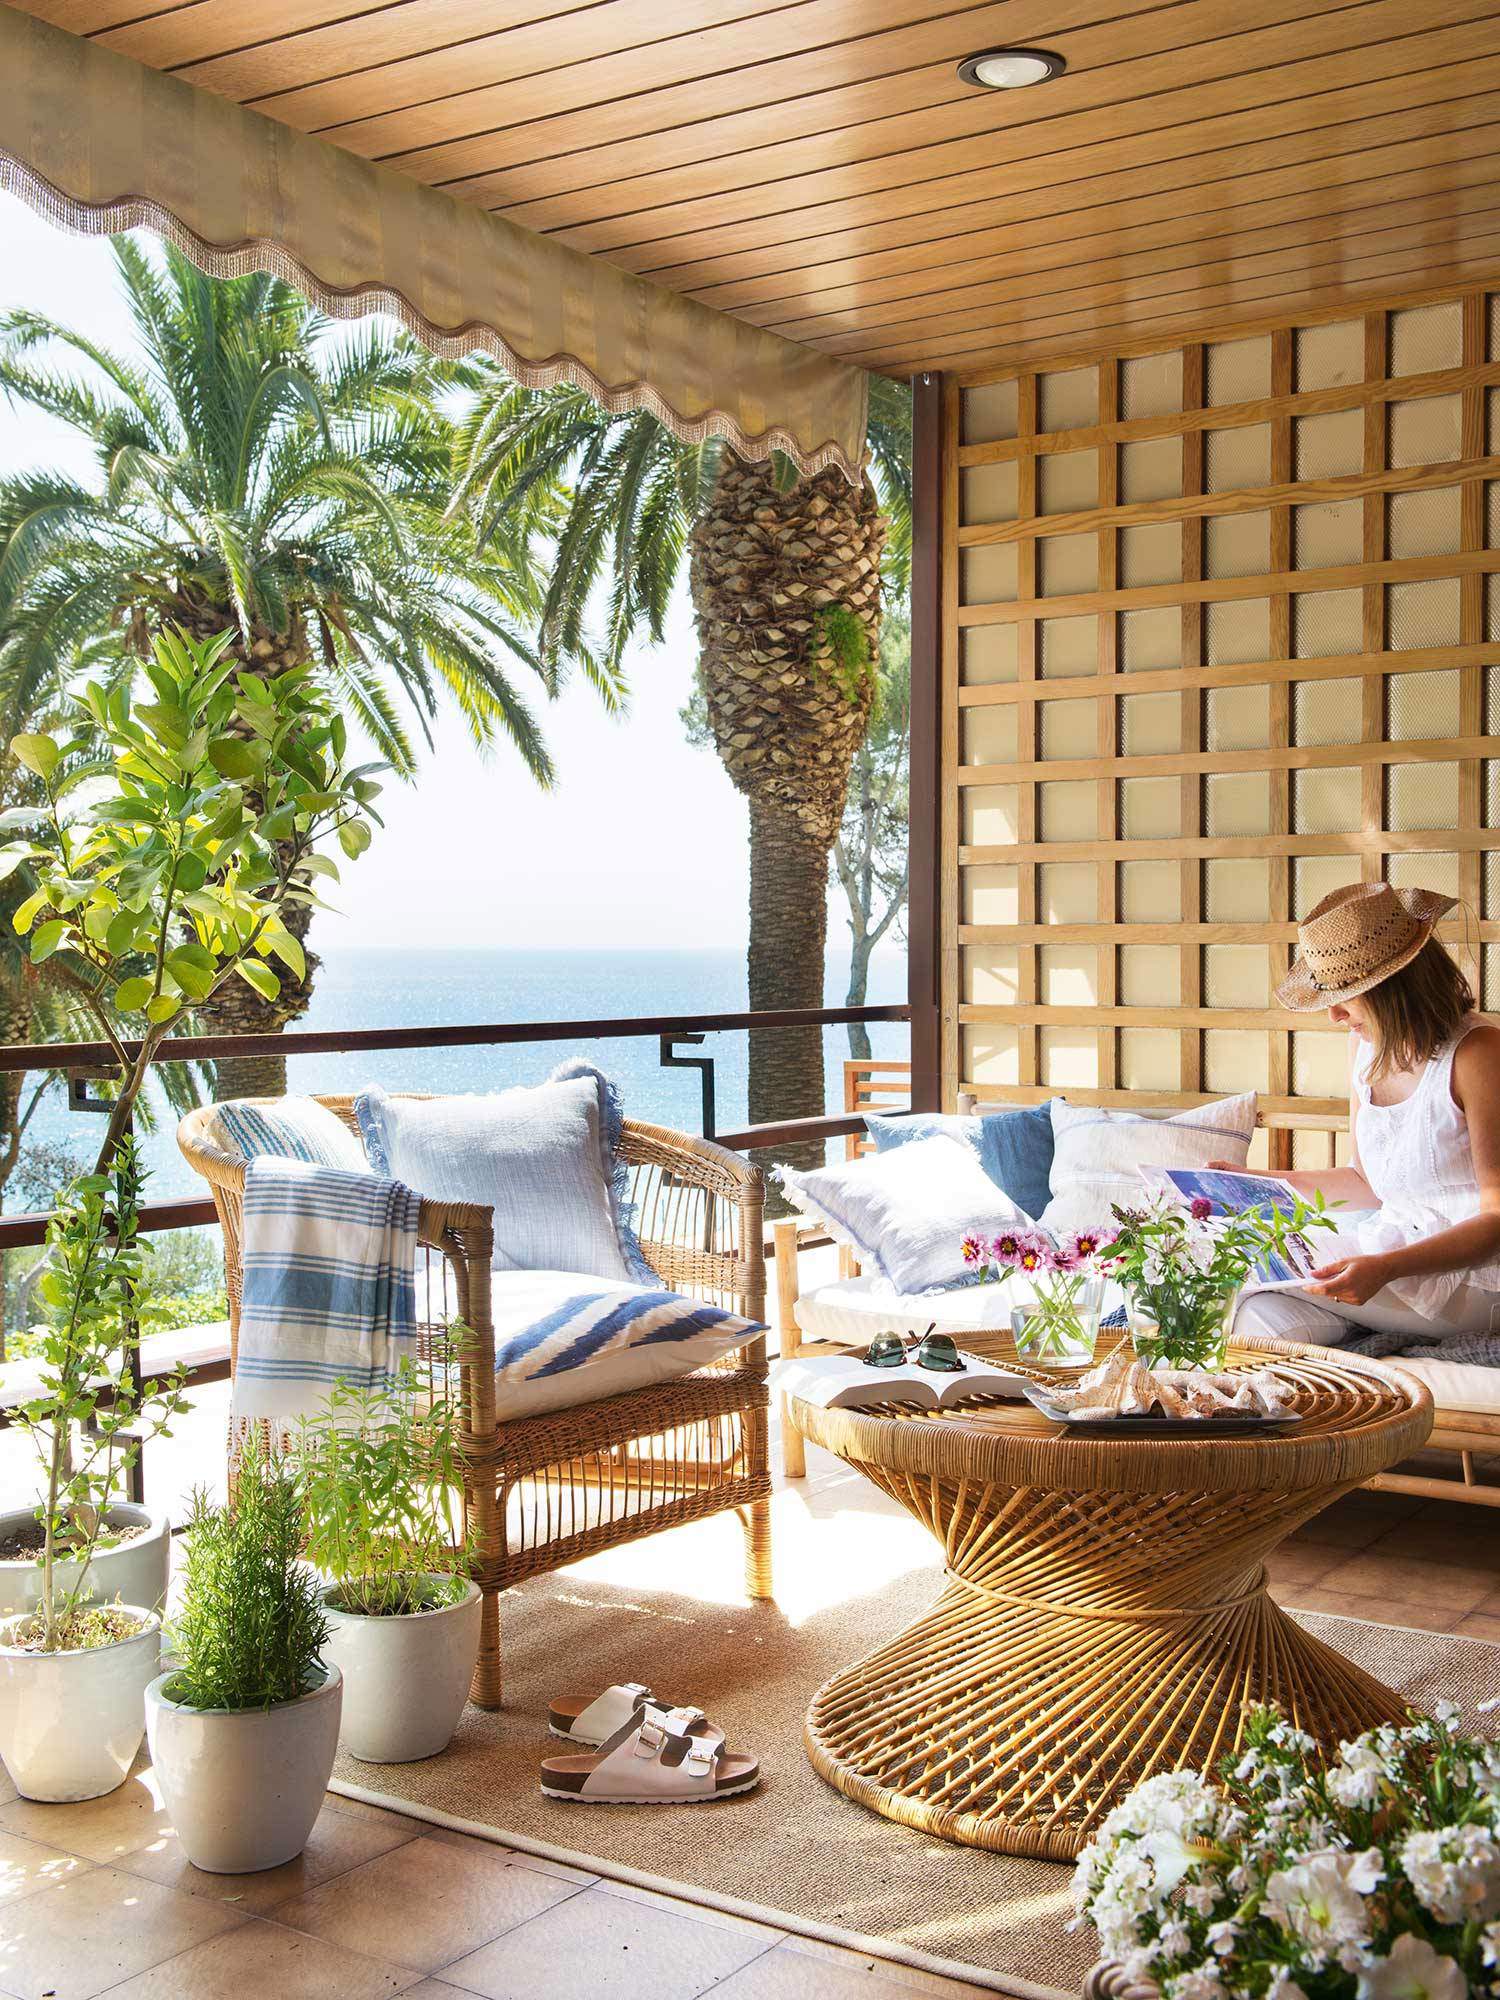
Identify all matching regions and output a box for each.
[908,369,945,1113]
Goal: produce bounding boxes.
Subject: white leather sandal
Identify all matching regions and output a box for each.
[547,1681,661,1746]
[539,1703,759,1804]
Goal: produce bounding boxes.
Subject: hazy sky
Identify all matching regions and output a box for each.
[0,191,765,955]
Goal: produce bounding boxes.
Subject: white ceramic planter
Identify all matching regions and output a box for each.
[0,1607,161,1801]
[321,1578,480,1762]
[0,1503,171,1620]
[145,1664,342,1873]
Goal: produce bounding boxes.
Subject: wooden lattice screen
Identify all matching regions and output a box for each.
[944,285,1500,1169]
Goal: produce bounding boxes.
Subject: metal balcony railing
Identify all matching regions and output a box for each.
[0,1003,912,1249]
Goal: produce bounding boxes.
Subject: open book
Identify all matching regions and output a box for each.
[1138,1165,1319,1282]
[778,1348,1029,1414]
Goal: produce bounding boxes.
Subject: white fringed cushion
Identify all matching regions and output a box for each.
[490,1271,764,1421]
[776,1134,1027,1295]
[1039,1094,1257,1239]
[207,1098,370,1175]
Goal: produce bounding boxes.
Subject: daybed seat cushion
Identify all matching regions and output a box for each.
[791,1272,1019,1344]
[1350,1351,1500,1420]
[489,1271,763,1420]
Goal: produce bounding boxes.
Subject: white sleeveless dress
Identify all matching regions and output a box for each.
[1239,1014,1500,1341]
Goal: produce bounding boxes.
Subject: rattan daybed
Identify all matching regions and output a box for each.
[178,1097,773,1707]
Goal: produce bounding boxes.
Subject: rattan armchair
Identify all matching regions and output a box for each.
[177,1097,772,1709]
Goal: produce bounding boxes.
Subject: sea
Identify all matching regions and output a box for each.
[23,945,910,1205]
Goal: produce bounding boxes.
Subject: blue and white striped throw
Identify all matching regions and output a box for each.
[488,1270,766,1421]
[233,1156,421,1427]
[208,1097,371,1175]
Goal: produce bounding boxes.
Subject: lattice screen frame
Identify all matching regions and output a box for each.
[945,282,1500,1169]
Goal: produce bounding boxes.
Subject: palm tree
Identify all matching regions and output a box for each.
[454,375,910,1172]
[0,241,569,1096]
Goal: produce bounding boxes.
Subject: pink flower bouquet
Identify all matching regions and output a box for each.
[963,1227,1114,1364]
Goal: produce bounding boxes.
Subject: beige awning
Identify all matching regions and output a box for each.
[0,6,866,482]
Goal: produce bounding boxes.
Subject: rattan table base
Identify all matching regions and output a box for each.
[795,1341,1432,1861]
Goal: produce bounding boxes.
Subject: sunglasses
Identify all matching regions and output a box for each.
[863,1327,966,1373]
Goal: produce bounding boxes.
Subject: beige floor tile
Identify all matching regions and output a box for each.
[1290,1493,1423,1549]
[0,1773,15,1811]
[115,1799,416,1913]
[0,1765,170,1865]
[437,1880,775,2000]
[271,1834,579,1973]
[1315,1552,1493,1613]
[488,1845,598,1888]
[0,1863,244,2000]
[0,1830,92,1907]
[322,1792,429,1835]
[101,1914,420,1999]
[1453,1611,1500,1643]
[592,1874,786,1943]
[705,1940,988,2000]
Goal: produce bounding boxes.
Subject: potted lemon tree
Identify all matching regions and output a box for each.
[0,627,380,1801]
[295,1353,480,1763]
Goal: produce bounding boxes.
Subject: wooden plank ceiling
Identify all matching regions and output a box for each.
[14,0,1500,378]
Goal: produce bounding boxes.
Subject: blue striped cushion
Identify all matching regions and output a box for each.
[207,1099,371,1175]
[489,1271,765,1420]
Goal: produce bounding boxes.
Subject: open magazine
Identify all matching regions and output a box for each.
[778,1348,1029,1414]
[1137,1166,1321,1284]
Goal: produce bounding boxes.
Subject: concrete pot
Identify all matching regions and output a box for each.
[0,1607,161,1801]
[146,1663,342,1873]
[321,1578,480,1762]
[0,1503,171,1620]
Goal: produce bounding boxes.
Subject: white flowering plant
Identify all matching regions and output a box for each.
[1073,1701,1500,2000]
[1105,1193,1335,1369]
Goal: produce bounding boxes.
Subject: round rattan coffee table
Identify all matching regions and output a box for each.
[791,1334,1432,1862]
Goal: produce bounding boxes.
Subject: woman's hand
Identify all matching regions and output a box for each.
[1305,1253,1394,1306]
[1206,1159,1268,1173]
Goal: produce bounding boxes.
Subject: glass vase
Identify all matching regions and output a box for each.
[1010,1276,1103,1371]
[1127,1298,1230,1372]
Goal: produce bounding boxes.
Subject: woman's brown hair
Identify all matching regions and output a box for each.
[1362,937,1475,1080]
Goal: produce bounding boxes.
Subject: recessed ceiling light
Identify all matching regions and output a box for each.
[957,47,1066,89]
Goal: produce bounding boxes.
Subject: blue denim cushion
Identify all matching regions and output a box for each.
[864,1101,1059,1223]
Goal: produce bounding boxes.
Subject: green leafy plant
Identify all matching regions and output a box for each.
[1105,1190,1337,1369]
[166,1455,328,1710]
[294,1352,475,1617]
[2,624,382,1173]
[811,602,877,709]
[0,623,381,1651]
[10,1137,189,1651]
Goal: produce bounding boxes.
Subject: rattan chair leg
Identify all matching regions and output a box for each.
[471,1584,503,1709]
[742,1495,773,1599]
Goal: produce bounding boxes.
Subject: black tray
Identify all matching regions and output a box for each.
[1022,1382,1301,1435]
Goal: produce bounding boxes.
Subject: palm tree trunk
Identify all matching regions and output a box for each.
[747,801,831,1182]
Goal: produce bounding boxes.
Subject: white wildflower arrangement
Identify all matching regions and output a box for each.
[1073,1702,1500,1999]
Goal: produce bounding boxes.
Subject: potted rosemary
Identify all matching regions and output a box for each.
[295,1354,479,1763]
[146,1458,338,1872]
[0,626,379,1802]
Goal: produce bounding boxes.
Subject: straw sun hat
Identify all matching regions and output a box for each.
[1276,881,1457,1011]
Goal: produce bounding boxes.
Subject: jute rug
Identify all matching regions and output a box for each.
[332,1505,1499,1999]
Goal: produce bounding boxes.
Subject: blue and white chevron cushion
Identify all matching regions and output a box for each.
[489,1271,765,1421]
[207,1097,371,1175]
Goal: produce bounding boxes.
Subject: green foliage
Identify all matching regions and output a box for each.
[451,368,912,689]
[811,603,876,709]
[3,624,382,1151]
[1,624,378,1642]
[0,241,557,779]
[167,1456,328,1710]
[294,1352,475,1617]
[10,1138,189,1649]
